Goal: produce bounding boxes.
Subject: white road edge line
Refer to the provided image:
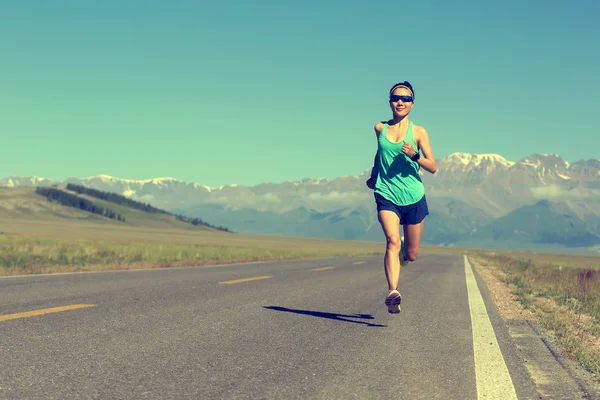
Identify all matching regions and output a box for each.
[464,255,518,400]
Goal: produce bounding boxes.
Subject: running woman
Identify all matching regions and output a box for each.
[365,81,437,313]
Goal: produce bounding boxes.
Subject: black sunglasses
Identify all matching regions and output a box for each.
[390,95,413,103]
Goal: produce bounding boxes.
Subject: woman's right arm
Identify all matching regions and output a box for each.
[367,122,384,189]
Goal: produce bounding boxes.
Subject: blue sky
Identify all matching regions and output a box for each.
[2,0,599,187]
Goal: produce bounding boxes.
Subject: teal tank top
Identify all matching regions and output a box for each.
[374,121,425,206]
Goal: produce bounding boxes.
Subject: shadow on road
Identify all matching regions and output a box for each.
[263,306,387,327]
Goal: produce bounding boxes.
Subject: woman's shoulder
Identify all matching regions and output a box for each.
[374,120,389,134]
[411,122,429,139]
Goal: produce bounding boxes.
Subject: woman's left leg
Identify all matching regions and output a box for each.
[402,220,424,262]
[401,195,428,262]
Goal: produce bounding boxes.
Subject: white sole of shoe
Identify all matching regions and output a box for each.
[385,293,402,314]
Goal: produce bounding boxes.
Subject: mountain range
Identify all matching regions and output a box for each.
[3,152,600,254]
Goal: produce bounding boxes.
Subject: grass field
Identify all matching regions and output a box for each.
[0,187,389,275]
[470,250,600,377]
[0,216,389,275]
[0,187,219,231]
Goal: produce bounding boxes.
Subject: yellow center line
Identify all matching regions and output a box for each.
[352,261,365,265]
[464,255,518,400]
[0,304,96,322]
[311,266,335,271]
[218,275,273,285]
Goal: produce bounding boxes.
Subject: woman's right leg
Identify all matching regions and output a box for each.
[378,209,402,291]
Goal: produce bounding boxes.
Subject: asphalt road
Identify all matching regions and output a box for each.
[0,254,597,399]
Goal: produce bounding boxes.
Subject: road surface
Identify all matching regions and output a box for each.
[1,254,598,399]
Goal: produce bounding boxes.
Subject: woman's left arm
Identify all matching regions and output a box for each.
[415,126,437,174]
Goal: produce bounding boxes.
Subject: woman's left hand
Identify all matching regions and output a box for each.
[401,141,416,158]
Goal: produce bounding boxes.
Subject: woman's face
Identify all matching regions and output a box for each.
[389,87,414,118]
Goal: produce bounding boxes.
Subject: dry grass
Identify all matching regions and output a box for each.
[0,234,362,275]
[0,214,469,276]
[0,217,387,250]
[0,217,390,276]
[471,251,600,377]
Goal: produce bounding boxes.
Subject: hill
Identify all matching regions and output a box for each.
[0,186,230,232]
[456,200,600,249]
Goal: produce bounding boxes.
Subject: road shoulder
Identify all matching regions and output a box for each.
[470,256,600,399]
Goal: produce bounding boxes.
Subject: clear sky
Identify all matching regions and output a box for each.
[2,0,599,187]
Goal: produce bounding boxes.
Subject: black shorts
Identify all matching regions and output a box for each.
[375,193,429,225]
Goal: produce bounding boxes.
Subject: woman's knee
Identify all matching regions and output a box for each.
[405,246,419,261]
[386,235,401,251]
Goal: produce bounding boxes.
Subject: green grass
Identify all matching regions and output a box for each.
[0,186,384,274]
[0,187,219,231]
[0,233,384,275]
[66,190,220,230]
[473,251,600,377]
[490,254,600,320]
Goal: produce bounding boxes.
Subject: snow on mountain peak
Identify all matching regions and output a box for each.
[445,152,515,168]
[519,154,570,169]
[192,183,214,192]
[1,176,50,187]
[149,177,178,187]
[88,174,118,182]
[86,175,179,185]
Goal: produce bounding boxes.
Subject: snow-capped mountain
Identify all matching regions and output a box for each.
[422,153,600,218]
[3,152,598,214]
[3,152,600,251]
[439,153,515,171]
[0,176,55,187]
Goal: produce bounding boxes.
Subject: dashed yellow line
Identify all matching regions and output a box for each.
[464,255,518,400]
[352,261,365,265]
[311,266,335,271]
[218,275,273,284]
[0,304,95,322]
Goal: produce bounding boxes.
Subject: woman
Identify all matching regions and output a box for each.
[365,81,437,314]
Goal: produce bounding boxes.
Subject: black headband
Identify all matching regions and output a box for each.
[390,84,414,99]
